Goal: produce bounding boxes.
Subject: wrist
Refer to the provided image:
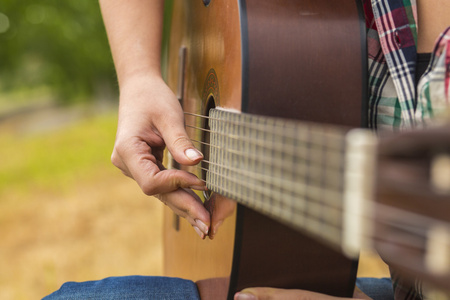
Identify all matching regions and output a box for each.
[118,69,163,92]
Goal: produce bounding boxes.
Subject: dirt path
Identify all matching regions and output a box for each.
[0,173,163,299]
[0,104,389,299]
[0,105,164,299]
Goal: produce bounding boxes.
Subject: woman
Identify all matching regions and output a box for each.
[44,0,450,299]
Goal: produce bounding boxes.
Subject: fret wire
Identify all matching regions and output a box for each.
[206,179,344,235]
[191,136,344,166]
[187,129,346,192]
[194,159,344,209]
[189,138,345,210]
[191,168,450,252]
[204,165,450,249]
[189,140,345,193]
[185,110,346,143]
[187,122,346,152]
[203,166,344,225]
[188,133,345,176]
[198,161,342,205]
[186,110,450,256]
[227,145,339,184]
[190,134,345,178]
[234,173,448,248]
[184,174,450,257]
[186,113,349,175]
[185,111,346,152]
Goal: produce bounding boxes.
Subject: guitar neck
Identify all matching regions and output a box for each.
[206,108,377,257]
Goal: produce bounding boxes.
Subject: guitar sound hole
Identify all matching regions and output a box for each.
[202,97,215,200]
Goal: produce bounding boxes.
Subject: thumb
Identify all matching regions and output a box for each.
[234,288,282,300]
[161,122,203,166]
[234,287,353,300]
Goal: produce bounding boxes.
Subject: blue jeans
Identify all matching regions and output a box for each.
[43,276,393,300]
[42,276,200,300]
[356,277,394,300]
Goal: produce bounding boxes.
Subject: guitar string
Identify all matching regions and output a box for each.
[181,112,450,254]
[184,112,351,198]
[193,141,342,171]
[200,160,449,233]
[184,111,352,174]
[184,110,365,214]
[364,203,450,250]
[185,115,360,234]
[183,111,369,191]
[182,120,412,227]
[185,132,345,210]
[198,159,343,212]
[185,123,346,154]
[176,164,450,255]
[190,126,346,203]
[193,159,343,209]
[184,111,370,169]
[190,138,345,183]
[184,111,347,143]
[203,169,449,252]
[207,170,450,252]
[186,124,346,170]
[187,159,450,249]
[183,159,450,253]
[185,120,346,182]
[184,110,370,171]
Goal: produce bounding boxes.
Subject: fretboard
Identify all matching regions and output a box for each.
[206,108,377,256]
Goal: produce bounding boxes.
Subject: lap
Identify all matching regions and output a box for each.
[356,277,394,300]
[43,276,200,300]
[43,276,393,300]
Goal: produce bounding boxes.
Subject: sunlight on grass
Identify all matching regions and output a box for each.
[0,108,388,299]
[0,111,118,198]
[0,110,164,299]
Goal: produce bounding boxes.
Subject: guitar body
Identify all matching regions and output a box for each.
[163,1,367,299]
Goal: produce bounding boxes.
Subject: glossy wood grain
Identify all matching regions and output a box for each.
[231,0,364,297]
[163,0,242,284]
[163,0,366,299]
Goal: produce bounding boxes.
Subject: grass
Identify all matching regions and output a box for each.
[0,109,163,299]
[0,104,389,299]
[0,111,117,197]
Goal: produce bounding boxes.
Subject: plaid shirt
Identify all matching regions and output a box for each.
[364,0,450,131]
[363,0,450,299]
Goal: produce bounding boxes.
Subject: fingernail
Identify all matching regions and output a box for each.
[235,292,257,300]
[195,219,209,235]
[193,226,204,239]
[185,148,203,161]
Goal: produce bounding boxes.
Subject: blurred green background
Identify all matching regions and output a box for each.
[0,2,388,299]
[0,0,115,104]
[0,2,163,299]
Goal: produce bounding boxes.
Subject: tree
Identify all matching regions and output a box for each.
[0,1,116,103]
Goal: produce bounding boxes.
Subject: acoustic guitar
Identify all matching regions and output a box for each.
[161,1,450,299]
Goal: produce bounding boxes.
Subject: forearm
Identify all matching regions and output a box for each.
[99,0,164,88]
[99,0,209,238]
